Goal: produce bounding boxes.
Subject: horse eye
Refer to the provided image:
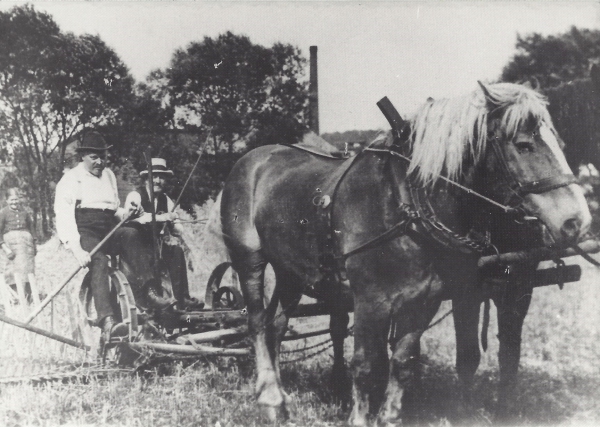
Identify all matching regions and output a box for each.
[515,141,535,154]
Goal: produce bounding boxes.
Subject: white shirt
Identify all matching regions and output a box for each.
[54,163,126,249]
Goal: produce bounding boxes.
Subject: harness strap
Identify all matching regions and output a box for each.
[572,244,600,267]
[516,174,577,196]
[339,205,418,261]
[313,152,363,283]
[365,147,520,214]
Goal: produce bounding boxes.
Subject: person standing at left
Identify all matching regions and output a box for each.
[0,187,37,304]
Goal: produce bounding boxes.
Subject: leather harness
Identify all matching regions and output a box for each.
[288,127,580,288]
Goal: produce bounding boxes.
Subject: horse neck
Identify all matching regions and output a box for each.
[423,173,476,237]
[333,150,483,255]
[332,152,404,249]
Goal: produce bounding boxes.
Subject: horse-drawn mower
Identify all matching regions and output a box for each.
[2,200,598,385]
[78,259,346,368]
[0,251,346,383]
[2,96,600,387]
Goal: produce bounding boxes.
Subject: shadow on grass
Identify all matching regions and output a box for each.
[280,355,600,426]
[406,358,600,426]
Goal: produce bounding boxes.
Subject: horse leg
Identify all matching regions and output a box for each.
[349,298,391,426]
[330,305,350,406]
[235,251,287,421]
[323,281,351,406]
[268,271,305,412]
[492,279,532,423]
[452,296,482,418]
[379,292,441,425]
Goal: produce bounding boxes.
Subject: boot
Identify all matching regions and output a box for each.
[100,315,128,345]
[146,285,175,310]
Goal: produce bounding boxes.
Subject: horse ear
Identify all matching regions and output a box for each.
[530,76,540,91]
[477,81,497,110]
[521,77,541,91]
[591,64,600,91]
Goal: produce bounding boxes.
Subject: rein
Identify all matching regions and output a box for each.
[364,147,520,214]
[340,142,579,259]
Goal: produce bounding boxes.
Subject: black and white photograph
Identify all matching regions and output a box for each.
[0,1,599,426]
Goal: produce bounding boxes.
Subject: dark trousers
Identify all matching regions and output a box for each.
[162,243,191,302]
[77,210,154,323]
[125,223,191,303]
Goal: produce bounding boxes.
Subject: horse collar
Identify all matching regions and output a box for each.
[407,181,492,255]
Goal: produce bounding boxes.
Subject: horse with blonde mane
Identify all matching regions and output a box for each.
[220,82,591,425]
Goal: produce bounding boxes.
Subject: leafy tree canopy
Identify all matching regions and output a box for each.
[146,32,309,152]
[0,5,135,236]
[501,26,600,88]
[129,32,310,208]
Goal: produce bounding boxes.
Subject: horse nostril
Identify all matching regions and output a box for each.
[561,217,582,242]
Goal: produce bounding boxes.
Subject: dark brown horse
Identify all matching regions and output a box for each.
[220,82,591,425]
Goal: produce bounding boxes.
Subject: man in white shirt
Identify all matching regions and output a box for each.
[126,158,203,311]
[54,132,172,346]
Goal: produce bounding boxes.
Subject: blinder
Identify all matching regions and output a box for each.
[488,127,578,207]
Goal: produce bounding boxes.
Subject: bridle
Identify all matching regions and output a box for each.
[485,124,578,207]
[355,125,580,256]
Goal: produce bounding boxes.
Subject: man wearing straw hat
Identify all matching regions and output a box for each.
[54,132,172,346]
[125,158,204,311]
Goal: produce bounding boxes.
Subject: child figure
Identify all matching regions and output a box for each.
[0,188,37,304]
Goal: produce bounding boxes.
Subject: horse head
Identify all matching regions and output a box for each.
[408,82,591,248]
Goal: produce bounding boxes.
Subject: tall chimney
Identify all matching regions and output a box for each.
[309,46,319,135]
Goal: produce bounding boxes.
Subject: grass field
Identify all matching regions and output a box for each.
[1,201,600,426]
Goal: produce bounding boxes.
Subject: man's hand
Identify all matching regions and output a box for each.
[125,200,143,219]
[124,192,143,218]
[71,245,91,268]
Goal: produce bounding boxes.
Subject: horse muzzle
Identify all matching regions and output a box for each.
[522,184,592,247]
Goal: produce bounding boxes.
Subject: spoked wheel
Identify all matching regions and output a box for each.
[212,286,244,310]
[78,270,140,366]
[204,262,243,309]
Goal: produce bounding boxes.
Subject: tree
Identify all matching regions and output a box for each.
[0,5,135,237]
[150,32,309,153]
[133,32,309,207]
[501,26,600,88]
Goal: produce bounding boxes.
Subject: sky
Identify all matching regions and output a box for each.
[1,1,599,133]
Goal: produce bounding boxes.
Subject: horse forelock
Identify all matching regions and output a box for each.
[407,82,556,186]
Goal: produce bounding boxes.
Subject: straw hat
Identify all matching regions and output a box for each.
[140,158,174,177]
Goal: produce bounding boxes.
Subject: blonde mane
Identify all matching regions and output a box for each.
[408,82,556,185]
